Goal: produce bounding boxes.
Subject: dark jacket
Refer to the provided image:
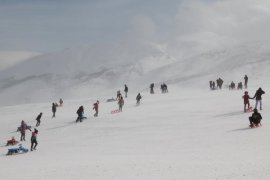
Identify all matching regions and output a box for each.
[36,113,42,121]
[77,106,84,117]
[136,94,142,101]
[52,103,57,112]
[253,88,265,100]
[124,85,128,92]
[251,112,262,121]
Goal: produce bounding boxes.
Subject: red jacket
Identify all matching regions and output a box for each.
[243,94,251,104]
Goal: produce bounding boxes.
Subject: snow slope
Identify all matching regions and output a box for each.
[0,41,270,107]
[0,85,270,180]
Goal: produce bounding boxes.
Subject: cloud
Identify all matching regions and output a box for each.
[0,51,39,71]
[166,0,270,56]
[128,15,157,42]
[1,0,270,55]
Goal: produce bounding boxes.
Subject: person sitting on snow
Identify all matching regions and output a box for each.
[249,108,262,127]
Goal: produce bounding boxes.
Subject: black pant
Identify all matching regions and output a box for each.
[36,120,40,127]
[20,133,25,141]
[76,114,83,122]
[31,139,38,150]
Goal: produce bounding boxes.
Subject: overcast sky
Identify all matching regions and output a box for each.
[0,0,270,53]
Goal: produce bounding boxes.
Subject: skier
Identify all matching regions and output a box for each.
[244,75,248,89]
[93,101,99,117]
[124,84,128,98]
[253,87,265,110]
[31,128,38,151]
[249,108,262,127]
[150,83,154,94]
[136,93,142,106]
[76,106,84,122]
[59,98,63,106]
[118,96,124,112]
[35,112,42,127]
[20,120,31,141]
[52,103,57,118]
[243,91,252,112]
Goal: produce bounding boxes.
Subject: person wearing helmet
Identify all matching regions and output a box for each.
[249,108,262,127]
[242,91,252,112]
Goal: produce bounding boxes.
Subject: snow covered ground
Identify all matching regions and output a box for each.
[0,84,269,180]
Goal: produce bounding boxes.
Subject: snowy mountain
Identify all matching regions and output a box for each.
[0,41,270,106]
[0,41,270,180]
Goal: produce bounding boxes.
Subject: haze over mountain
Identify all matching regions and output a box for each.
[0,40,269,107]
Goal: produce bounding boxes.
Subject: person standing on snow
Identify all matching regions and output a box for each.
[118,96,124,112]
[150,83,154,94]
[20,120,31,141]
[124,84,128,98]
[244,75,248,89]
[93,101,99,117]
[243,91,252,112]
[117,90,122,100]
[35,112,42,127]
[52,103,57,118]
[59,98,63,106]
[136,93,142,106]
[31,128,38,151]
[253,87,265,110]
[76,106,84,122]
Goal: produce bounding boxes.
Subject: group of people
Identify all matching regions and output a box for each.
[209,75,248,91]
[209,78,224,90]
[229,75,248,90]
[18,120,38,151]
[51,98,63,118]
[242,86,265,127]
[229,81,243,90]
[160,83,168,93]
[15,98,63,152]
